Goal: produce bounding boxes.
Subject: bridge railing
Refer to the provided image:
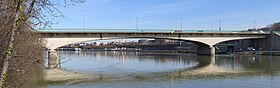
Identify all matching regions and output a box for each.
[35,29,271,34]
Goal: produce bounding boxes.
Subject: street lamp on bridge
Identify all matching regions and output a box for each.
[219,20,222,31]
[254,21,256,29]
[136,17,139,31]
[180,18,183,31]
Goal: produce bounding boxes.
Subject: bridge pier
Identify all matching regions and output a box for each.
[210,55,215,64]
[48,49,57,69]
[197,46,215,56]
[210,46,215,56]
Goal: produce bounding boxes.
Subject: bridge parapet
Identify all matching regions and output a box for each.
[38,31,268,38]
[35,29,271,34]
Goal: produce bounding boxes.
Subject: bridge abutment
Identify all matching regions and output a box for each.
[48,49,57,69]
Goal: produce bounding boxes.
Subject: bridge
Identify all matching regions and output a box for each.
[36,29,269,68]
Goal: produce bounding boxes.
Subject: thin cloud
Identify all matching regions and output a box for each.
[141,0,218,15]
[100,0,127,13]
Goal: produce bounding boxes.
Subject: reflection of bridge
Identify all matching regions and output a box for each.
[171,55,280,79]
[36,29,269,68]
[183,55,232,76]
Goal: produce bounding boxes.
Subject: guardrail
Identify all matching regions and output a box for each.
[35,29,271,34]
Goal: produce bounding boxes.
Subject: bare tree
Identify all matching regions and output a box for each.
[271,22,280,31]
[0,0,84,87]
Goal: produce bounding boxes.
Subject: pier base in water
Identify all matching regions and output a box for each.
[48,50,57,69]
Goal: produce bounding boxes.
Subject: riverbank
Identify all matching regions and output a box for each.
[46,69,88,81]
[46,69,113,85]
[237,51,280,56]
[58,50,195,53]
[57,50,280,56]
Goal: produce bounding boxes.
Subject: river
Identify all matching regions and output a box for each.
[48,51,280,88]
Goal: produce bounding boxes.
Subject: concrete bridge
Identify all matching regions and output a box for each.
[36,29,269,68]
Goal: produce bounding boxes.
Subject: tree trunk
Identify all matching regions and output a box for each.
[0,1,20,87]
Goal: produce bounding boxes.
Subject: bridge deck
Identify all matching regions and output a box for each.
[35,29,271,33]
[38,31,269,38]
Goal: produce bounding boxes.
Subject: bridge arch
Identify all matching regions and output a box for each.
[179,37,266,47]
[213,37,260,46]
[44,37,211,50]
[44,36,266,56]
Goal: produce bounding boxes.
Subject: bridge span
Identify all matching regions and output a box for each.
[36,29,269,68]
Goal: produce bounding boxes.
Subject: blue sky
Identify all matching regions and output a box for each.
[52,0,280,30]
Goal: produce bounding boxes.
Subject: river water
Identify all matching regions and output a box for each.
[48,51,280,88]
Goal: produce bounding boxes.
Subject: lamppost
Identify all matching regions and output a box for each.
[180,18,183,31]
[271,31,275,50]
[270,31,275,58]
[136,17,138,31]
[254,21,256,29]
[219,20,221,31]
[83,15,85,30]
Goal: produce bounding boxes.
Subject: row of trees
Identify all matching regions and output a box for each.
[0,0,83,87]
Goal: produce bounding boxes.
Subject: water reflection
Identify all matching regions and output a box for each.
[215,55,280,73]
[58,51,280,73]
[58,51,200,75]
[49,51,280,88]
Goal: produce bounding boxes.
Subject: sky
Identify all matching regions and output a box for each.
[51,0,280,30]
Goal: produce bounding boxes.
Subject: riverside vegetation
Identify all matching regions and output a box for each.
[0,0,83,87]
